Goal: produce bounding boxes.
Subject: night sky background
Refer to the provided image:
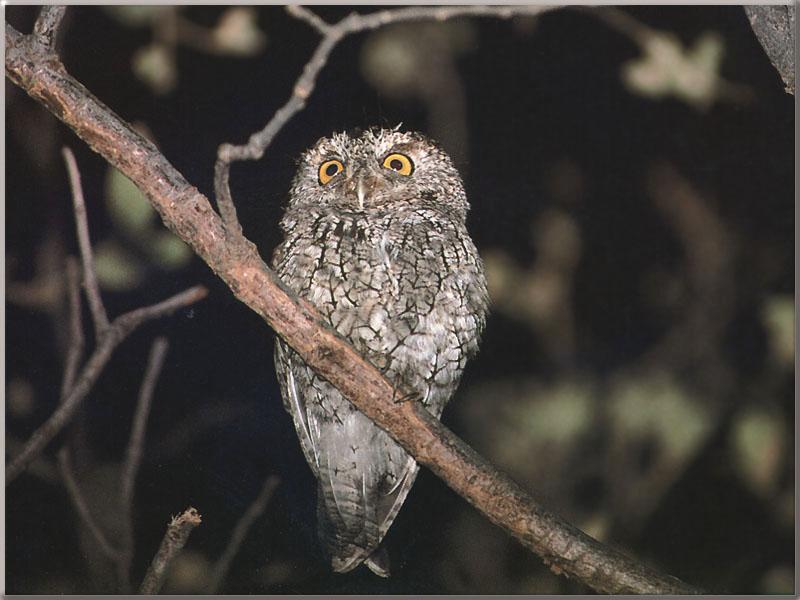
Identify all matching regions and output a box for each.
[6,5,794,594]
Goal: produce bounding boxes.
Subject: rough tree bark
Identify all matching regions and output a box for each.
[744,5,795,95]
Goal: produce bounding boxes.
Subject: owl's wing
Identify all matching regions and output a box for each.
[274,339,319,475]
[315,415,420,577]
[275,339,421,576]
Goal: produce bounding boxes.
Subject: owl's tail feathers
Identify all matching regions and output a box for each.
[365,546,391,577]
[329,545,391,577]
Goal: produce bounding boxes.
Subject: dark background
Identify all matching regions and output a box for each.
[6,5,794,594]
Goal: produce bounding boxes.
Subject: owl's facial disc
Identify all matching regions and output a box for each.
[317,151,416,210]
[293,128,468,217]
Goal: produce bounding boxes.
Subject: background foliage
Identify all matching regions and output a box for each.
[6,5,794,594]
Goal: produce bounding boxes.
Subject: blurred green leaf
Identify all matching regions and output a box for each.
[520,382,593,444]
[622,31,724,110]
[730,408,786,496]
[164,550,212,594]
[212,7,267,56]
[105,167,156,236]
[361,30,420,99]
[610,373,711,461]
[761,294,794,368]
[360,22,476,99]
[94,239,146,291]
[7,377,35,419]
[482,249,517,305]
[132,43,177,95]
[759,565,795,595]
[102,6,168,26]
[146,231,193,270]
[579,512,610,543]
[103,163,191,284]
[488,382,594,473]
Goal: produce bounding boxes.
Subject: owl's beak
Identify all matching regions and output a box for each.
[347,172,380,210]
[356,176,367,210]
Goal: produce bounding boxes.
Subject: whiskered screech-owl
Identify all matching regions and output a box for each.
[272,127,489,576]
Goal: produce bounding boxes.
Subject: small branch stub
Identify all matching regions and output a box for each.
[139,507,202,594]
[33,5,67,49]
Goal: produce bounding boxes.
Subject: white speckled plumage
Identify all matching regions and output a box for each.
[272,128,489,576]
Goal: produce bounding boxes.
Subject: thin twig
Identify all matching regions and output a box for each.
[208,475,281,593]
[285,5,331,35]
[6,437,59,483]
[213,4,559,237]
[6,286,207,484]
[33,5,67,49]
[57,447,120,561]
[61,256,85,398]
[117,336,170,593]
[139,507,202,594]
[120,337,170,509]
[578,6,654,44]
[62,146,110,337]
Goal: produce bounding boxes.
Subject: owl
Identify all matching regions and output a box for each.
[272,127,489,576]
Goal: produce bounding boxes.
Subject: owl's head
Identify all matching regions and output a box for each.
[288,128,469,218]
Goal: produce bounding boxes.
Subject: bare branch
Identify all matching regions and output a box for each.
[62,146,110,337]
[57,447,120,562]
[285,5,332,35]
[6,15,701,594]
[33,5,67,50]
[139,507,202,594]
[61,256,85,398]
[118,337,170,593]
[6,437,58,483]
[120,337,170,507]
[214,4,560,237]
[208,475,280,593]
[6,286,207,484]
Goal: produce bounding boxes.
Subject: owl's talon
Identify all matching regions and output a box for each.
[393,390,421,405]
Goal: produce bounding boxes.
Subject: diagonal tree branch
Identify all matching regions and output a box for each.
[6,10,700,594]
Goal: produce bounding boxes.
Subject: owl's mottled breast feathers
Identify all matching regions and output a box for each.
[272,128,488,576]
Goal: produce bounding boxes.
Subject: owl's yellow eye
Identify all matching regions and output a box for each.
[318,159,344,185]
[382,153,414,176]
